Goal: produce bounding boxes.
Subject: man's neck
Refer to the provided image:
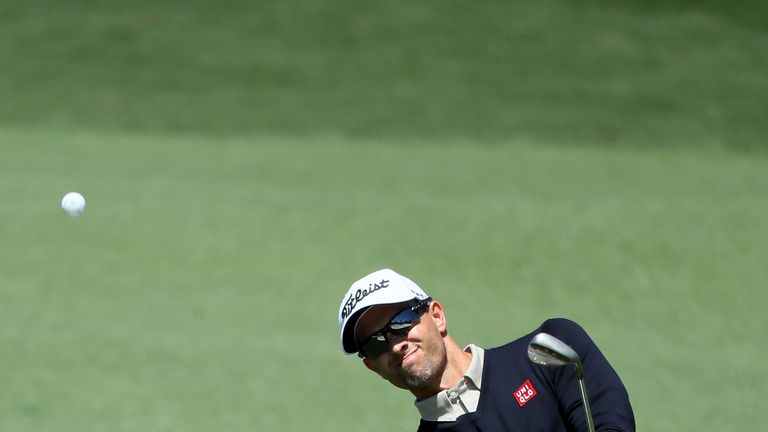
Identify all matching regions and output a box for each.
[412,336,473,400]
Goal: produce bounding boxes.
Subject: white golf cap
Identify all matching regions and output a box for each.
[338,268,429,355]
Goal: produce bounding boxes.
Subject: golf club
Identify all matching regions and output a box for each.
[528,332,596,432]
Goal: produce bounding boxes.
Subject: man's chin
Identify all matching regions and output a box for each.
[399,366,434,389]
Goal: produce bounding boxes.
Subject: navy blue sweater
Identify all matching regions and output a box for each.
[417,318,635,432]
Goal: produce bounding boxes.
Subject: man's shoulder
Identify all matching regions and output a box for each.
[484,317,589,355]
[490,317,585,344]
[538,317,588,338]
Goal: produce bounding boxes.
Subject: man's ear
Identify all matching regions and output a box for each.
[428,300,448,336]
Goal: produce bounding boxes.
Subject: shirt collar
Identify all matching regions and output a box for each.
[414,344,485,421]
[462,344,484,389]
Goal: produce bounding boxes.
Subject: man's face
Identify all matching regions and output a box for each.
[355,301,448,394]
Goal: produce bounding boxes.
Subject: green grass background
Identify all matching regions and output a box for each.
[1,1,767,431]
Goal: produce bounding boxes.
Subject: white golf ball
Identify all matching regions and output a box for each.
[61,192,86,217]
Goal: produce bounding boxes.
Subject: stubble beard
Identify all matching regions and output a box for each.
[399,337,447,390]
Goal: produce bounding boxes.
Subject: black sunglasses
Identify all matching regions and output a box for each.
[357,297,432,359]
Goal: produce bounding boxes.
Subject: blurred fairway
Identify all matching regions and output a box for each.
[1,1,768,432]
[1,0,767,150]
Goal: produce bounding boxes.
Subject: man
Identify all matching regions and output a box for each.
[338,268,635,431]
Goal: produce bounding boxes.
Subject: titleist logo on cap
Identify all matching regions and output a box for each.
[340,279,389,319]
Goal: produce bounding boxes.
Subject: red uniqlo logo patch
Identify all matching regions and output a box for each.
[514,379,537,407]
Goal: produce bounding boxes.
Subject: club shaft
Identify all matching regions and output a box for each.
[577,377,596,432]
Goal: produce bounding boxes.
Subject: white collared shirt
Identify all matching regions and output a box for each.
[414,344,485,421]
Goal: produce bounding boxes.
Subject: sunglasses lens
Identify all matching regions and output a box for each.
[388,309,420,335]
[361,335,389,358]
[360,309,422,358]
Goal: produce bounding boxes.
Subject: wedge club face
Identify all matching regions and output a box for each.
[527,332,583,376]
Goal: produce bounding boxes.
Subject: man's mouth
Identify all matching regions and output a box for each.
[398,346,419,368]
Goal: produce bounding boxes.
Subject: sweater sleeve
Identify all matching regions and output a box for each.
[539,318,636,432]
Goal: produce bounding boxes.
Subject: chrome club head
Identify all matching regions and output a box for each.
[527,332,583,377]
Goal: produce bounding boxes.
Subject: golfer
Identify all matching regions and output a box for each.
[338,268,635,431]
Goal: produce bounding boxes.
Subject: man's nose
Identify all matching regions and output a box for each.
[387,331,410,353]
